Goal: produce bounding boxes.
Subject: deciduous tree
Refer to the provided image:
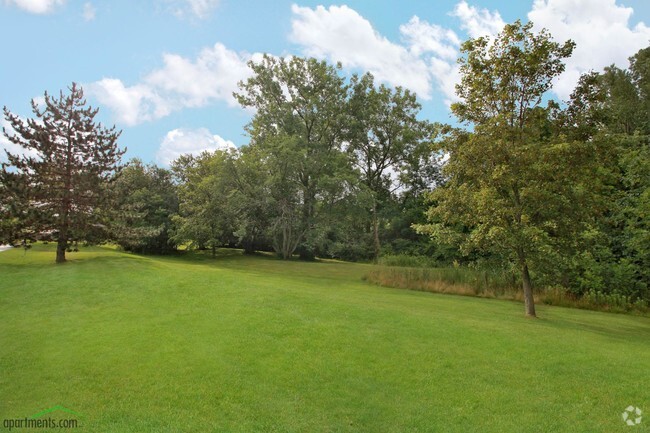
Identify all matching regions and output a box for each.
[346,73,432,259]
[420,21,583,317]
[235,55,350,260]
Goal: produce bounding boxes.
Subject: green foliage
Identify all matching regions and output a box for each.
[1,83,124,263]
[111,159,178,254]
[228,145,273,254]
[233,55,440,261]
[563,45,650,300]
[420,20,581,316]
[346,73,436,259]
[171,150,239,256]
[377,254,443,268]
[235,55,352,259]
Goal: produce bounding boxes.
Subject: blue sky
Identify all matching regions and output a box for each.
[1,0,649,166]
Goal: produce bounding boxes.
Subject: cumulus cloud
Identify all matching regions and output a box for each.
[88,43,255,126]
[147,44,252,108]
[290,4,433,98]
[87,79,167,126]
[400,16,460,60]
[451,1,506,38]
[399,16,464,103]
[90,1,650,126]
[289,3,505,104]
[529,0,650,99]
[156,127,236,166]
[4,0,64,14]
[82,2,95,21]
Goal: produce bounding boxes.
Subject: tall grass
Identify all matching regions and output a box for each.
[365,263,650,315]
[365,264,519,298]
[377,254,444,268]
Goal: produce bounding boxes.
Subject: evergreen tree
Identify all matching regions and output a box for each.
[1,83,124,263]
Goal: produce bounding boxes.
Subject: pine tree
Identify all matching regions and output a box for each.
[1,83,125,263]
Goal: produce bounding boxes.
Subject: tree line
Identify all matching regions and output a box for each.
[2,21,649,315]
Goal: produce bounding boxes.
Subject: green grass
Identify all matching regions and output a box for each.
[1,244,649,432]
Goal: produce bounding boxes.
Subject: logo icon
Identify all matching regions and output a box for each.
[622,406,642,426]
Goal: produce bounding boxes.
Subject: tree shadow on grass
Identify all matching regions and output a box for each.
[535,308,650,343]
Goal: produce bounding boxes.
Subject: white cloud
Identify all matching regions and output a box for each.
[88,43,255,126]
[156,127,236,166]
[32,95,46,109]
[399,16,463,104]
[529,0,650,100]
[4,0,64,13]
[288,3,504,105]
[451,1,506,38]
[429,57,462,105]
[89,1,650,127]
[290,4,433,98]
[82,2,95,21]
[400,16,460,60]
[1,119,39,162]
[147,43,252,108]
[166,0,220,20]
[87,79,168,126]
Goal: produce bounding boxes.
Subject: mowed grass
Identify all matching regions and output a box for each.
[1,245,649,433]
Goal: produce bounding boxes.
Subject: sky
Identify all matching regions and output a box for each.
[1,0,649,166]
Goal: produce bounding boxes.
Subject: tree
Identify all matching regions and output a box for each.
[112,159,179,254]
[563,46,650,300]
[1,83,124,263]
[235,55,350,260]
[172,150,239,257]
[420,21,582,317]
[229,145,273,255]
[346,73,433,260]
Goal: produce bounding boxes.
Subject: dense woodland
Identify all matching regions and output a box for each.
[2,21,649,314]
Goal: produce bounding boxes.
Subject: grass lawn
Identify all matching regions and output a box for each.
[1,244,649,432]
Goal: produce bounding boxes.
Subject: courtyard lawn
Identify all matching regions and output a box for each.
[1,244,649,432]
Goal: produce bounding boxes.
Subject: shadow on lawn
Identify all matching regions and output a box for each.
[536,309,650,343]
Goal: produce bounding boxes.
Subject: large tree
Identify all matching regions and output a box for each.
[1,83,124,263]
[420,21,586,317]
[235,55,350,260]
[346,73,433,260]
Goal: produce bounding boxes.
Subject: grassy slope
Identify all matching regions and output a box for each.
[1,245,649,433]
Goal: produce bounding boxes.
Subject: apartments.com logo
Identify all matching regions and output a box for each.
[622,406,643,427]
[3,405,81,431]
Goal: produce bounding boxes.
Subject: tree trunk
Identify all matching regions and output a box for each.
[516,247,536,317]
[56,237,67,263]
[372,200,381,262]
[521,262,536,317]
[243,240,255,255]
[299,188,315,261]
[299,246,315,261]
